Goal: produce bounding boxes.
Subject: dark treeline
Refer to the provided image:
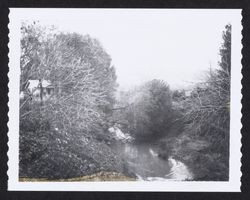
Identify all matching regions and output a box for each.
[19,21,231,181]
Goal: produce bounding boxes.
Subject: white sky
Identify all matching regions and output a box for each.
[29,9,235,90]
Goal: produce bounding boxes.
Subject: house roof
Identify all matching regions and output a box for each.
[28,80,52,91]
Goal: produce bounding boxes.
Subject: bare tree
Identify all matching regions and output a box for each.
[20,22,117,134]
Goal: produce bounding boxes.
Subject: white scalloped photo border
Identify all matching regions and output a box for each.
[7,8,242,191]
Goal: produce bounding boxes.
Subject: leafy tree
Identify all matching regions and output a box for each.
[120,80,173,141]
[218,24,231,81]
[172,89,186,102]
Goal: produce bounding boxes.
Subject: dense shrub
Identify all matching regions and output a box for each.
[19,122,126,179]
[115,79,174,141]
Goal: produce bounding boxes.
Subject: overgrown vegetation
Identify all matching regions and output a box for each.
[160,24,231,180]
[114,80,173,141]
[113,24,231,180]
[19,21,129,179]
[19,21,231,181]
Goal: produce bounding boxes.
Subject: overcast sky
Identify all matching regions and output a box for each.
[32,9,235,90]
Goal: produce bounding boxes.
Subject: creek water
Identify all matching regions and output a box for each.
[113,142,193,181]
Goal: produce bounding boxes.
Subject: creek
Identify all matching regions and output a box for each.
[112,141,193,181]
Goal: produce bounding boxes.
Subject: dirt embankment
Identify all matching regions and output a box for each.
[20,171,136,182]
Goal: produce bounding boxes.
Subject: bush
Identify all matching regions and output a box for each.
[20,102,51,132]
[19,123,126,179]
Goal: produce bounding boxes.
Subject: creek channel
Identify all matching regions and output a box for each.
[109,127,193,181]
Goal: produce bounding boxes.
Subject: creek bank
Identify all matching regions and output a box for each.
[19,126,133,179]
[159,134,229,181]
[135,156,193,181]
[19,171,136,182]
[109,127,193,181]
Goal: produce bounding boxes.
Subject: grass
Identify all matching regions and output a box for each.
[19,171,136,182]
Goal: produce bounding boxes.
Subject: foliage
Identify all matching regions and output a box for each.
[20,21,55,91]
[116,80,173,141]
[20,22,117,133]
[175,24,231,180]
[19,21,232,181]
[172,89,186,102]
[19,125,125,179]
[19,22,121,178]
[184,24,230,146]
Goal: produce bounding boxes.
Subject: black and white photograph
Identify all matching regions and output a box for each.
[7,9,242,191]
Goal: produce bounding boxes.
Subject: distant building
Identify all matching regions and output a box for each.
[20,79,54,101]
